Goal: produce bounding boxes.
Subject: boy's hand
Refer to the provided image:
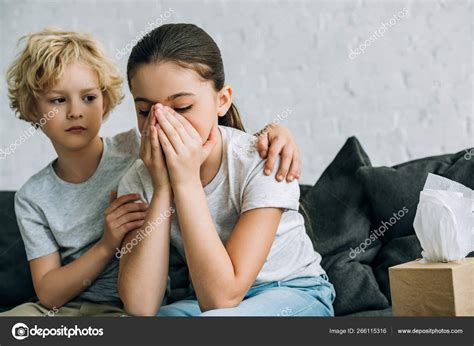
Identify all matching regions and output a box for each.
[255,123,302,182]
[140,105,170,190]
[100,192,148,253]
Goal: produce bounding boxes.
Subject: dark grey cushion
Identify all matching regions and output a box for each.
[357,149,474,244]
[0,191,36,311]
[300,137,389,316]
[372,235,423,302]
[301,137,373,257]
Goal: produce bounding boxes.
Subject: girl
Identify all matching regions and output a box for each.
[117,23,335,316]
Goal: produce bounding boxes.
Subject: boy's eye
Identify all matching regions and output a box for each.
[174,105,192,113]
[50,97,66,104]
[84,95,97,102]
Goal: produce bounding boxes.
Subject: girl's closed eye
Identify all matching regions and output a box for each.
[138,108,151,116]
[139,105,192,116]
[174,105,192,113]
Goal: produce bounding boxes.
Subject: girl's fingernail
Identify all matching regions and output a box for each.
[264,169,271,175]
[288,175,294,181]
[277,175,283,181]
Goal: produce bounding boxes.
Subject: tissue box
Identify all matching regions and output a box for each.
[389,258,474,316]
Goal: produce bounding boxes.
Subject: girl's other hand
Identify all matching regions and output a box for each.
[255,123,302,182]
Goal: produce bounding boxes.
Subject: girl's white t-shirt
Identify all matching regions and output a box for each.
[118,125,325,286]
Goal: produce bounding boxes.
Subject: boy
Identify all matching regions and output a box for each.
[1,28,142,316]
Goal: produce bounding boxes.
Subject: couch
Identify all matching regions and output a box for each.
[1,137,472,315]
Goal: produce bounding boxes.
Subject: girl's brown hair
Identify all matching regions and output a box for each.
[126,23,245,132]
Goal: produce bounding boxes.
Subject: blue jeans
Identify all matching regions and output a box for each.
[157,274,336,317]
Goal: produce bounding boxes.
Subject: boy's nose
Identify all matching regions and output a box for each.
[67,99,84,120]
[67,112,83,120]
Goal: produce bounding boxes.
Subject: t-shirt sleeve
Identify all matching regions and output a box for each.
[117,160,148,203]
[241,157,301,214]
[112,128,141,158]
[14,191,59,261]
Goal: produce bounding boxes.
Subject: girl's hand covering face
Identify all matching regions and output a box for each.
[139,104,170,189]
[154,104,218,186]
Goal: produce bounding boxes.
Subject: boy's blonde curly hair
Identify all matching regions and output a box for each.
[7,27,124,123]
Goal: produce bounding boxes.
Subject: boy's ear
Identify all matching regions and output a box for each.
[216,85,233,118]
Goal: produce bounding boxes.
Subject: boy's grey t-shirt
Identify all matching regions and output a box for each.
[118,125,325,286]
[14,128,140,303]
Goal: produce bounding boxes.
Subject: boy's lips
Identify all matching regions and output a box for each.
[66,126,86,134]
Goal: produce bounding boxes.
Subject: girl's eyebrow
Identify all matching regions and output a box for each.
[134,92,195,103]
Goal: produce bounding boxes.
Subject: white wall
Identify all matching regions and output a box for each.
[0,0,472,190]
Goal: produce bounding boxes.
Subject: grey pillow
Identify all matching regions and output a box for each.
[300,137,389,315]
[0,192,36,311]
[357,149,473,244]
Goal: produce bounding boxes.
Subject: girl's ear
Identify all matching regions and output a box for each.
[216,85,233,118]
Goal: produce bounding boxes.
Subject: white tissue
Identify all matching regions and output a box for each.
[413,173,474,262]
